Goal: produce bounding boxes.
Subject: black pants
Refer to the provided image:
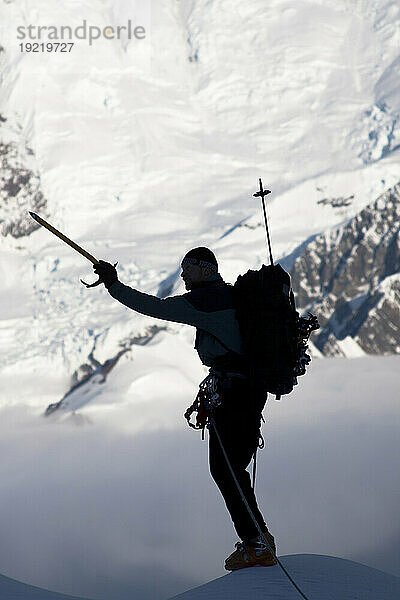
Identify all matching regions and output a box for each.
[208,377,268,542]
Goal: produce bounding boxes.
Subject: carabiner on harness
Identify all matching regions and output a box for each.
[184,372,223,439]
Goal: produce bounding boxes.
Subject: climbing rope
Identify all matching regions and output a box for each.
[210,418,312,600]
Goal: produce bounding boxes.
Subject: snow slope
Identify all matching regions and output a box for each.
[169,555,400,600]
[0,555,399,600]
[0,575,90,600]
[0,572,91,600]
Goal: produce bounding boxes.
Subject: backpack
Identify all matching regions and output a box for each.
[232,263,319,399]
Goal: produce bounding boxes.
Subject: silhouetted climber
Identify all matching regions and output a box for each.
[94,247,277,571]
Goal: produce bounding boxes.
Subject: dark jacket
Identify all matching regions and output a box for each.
[108,276,244,370]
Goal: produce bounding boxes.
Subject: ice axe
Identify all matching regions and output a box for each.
[28,212,116,288]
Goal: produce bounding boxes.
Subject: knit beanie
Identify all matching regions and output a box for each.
[181,247,218,272]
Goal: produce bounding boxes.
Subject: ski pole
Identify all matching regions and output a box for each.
[253,178,273,266]
[28,212,103,287]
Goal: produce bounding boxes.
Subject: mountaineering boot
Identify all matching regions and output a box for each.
[224,530,277,571]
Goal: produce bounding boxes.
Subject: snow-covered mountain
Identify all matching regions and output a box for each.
[0,112,46,238]
[0,2,400,600]
[1,0,400,406]
[39,176,400,414]
[288,182,400,356]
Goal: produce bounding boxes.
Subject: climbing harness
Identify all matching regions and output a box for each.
[184,372,223,439]
[185,370,266,489]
